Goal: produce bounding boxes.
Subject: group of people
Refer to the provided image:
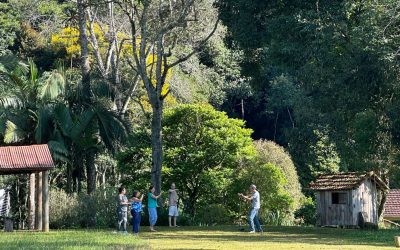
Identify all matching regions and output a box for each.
[117,183,179,236]
[117,183,263,235]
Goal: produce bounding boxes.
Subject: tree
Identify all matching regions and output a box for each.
[0,57,129,197]
[163,104,254,215]
[118,0,219,194]
[218,0,400,180]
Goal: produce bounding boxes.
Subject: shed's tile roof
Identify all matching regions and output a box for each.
[384,189,400,218]
[0,144,54,174]
[309,171,388,191]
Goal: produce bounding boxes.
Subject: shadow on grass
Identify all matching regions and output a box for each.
[142,226,400,248]
[0,230,150,250]
[0,241,150,250]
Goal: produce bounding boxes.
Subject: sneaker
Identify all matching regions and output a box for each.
[249,231,256,233]
[133,233,139,237]
[123,231,129,235]
[175,225,180,228]
[150,228,157,232]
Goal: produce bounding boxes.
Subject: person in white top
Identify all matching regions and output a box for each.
[238,184,263,233]
[168,183,179,227]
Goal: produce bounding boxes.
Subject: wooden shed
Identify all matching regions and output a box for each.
[309,171,388,227]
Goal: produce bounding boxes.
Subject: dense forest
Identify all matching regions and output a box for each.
[0,0,400,228]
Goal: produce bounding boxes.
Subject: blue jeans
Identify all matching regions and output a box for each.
[148,207,158,226]
[249,208,262,232]
[131,210,141,233]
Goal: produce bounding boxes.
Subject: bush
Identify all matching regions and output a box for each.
[49,188,79,229]
[294,197,316,225]
[263,210,293,226]
[50,188,119,229]
[253,140,303,211]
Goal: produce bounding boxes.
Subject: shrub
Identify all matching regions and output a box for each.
[253,140,303,211]
[49,188,79,229]
[50,188,119,229]
[294,197,316,225]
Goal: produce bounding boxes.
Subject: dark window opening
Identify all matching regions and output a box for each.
[332,192,347,204]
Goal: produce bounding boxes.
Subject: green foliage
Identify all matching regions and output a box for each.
[49,188,118,229]
[163,104,254,214]
[0,2,19,55]
[253,140,303,210]
[294,197,317,226]
[231,162,293,224]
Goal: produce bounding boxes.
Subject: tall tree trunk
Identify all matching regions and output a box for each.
[378,190,387,218]
[86,150,97,194]
[77,0,91,100]
[28,173,35,230]
[151,102,163,194]
[66,163,73,194]
[186,187,199,217]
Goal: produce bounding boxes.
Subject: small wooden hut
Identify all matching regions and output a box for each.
[309,171,388,227]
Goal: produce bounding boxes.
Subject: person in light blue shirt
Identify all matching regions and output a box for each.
[238,184,263,233]
[148,185,162,232]
[130,190,144,236]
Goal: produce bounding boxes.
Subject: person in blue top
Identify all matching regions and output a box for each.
[130,190,144,236]
[148,185,162,232]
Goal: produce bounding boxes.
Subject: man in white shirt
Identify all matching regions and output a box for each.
[238,184,262,233]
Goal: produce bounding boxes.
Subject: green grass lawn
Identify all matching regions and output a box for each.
[1,226,400,249]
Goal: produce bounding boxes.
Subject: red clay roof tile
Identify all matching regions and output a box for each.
[0,144,54,173]
[384,189,400,218]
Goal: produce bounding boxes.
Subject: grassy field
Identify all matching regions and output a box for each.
[0,230,149,250]
[1,226,400,249]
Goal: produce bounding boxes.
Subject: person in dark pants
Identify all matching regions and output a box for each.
[130,190,144,236]
[117,187,129,234]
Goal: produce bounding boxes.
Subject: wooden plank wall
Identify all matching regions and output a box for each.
[317,190,353,226]
[316,179,379,227]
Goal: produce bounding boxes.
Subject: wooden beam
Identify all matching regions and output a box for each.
[35,172,42,231]
[42,170,49,232]
[28,173,35,230]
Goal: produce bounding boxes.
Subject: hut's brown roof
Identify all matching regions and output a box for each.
[383,189,400,218]
[0,144,54,174]
[309,171,388,191]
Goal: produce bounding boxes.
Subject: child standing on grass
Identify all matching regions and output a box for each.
[131,190,144,236]
[148,185,162,232]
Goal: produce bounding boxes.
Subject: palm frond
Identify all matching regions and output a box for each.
[70,109,95,140]
[94,104,129,152]
[47,140,70,163]
[28,58,38,86]
[38,70,65,101]
[0,96,24,109]
[35,106,54,144]
[53,103,74,136]
[4,120,26,143]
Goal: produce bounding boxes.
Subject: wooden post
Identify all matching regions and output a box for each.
[395,236,400,247]
[28,173,35,230]
[42,170,49,232]
[35,172,42,231]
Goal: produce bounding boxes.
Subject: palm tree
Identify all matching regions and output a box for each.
[0,58,129,195]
